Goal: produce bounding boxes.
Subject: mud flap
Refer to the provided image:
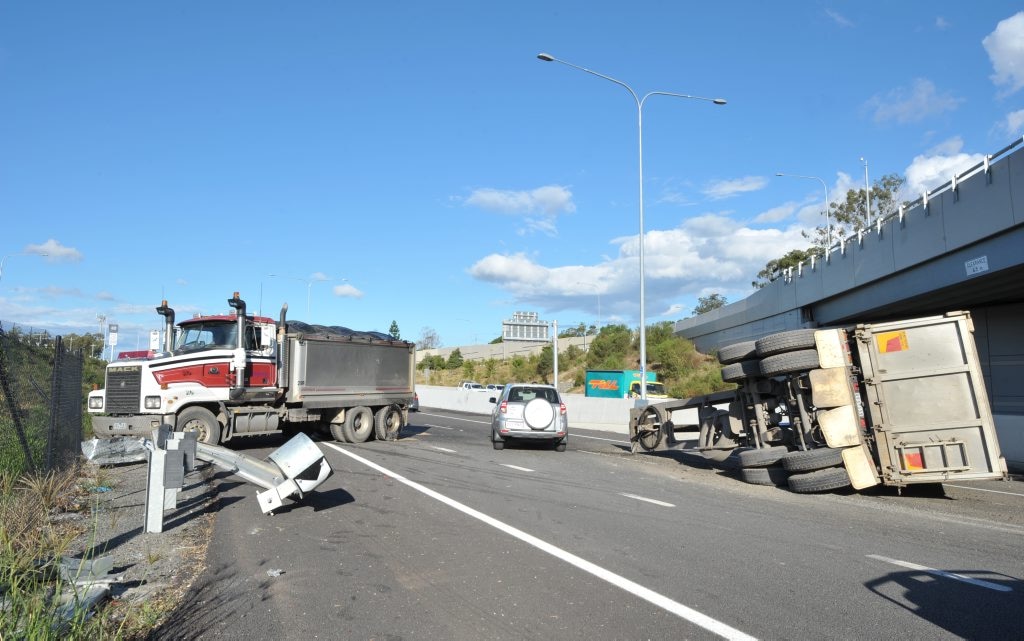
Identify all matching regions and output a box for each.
[818,404,861,448]
[841,445,880,490]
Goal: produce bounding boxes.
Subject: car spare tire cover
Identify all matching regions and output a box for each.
[523,398,555,429]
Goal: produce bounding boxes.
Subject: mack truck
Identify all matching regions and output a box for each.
[88,292,415,446]
[628,311,1008,493]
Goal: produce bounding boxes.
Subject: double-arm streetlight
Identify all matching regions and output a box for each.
[538,53,726,400]
[266,274,345,319]
[775,173,832,248]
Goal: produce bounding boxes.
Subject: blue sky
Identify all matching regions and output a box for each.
[2,2,1023,351]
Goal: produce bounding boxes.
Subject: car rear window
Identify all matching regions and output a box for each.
[509,387,558,403]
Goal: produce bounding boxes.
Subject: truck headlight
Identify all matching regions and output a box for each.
[88,396,103,409]
[144,396,162,409]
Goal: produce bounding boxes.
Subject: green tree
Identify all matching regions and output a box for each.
[585,324,631,370]
[751,247,823,289]
[388,321,400,340]
[692,293,728,316]
[535,345,553,383]
[804,172,908,249]
[461,360,477,379]
[446,348,464,370]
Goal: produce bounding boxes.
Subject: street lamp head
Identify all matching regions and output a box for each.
[537,53,554,62]
[712,98,727,105]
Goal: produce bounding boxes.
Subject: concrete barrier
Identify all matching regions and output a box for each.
[414,385,702,435]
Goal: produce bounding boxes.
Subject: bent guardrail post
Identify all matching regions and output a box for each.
[145,427,334,532]
[195,431,333,514]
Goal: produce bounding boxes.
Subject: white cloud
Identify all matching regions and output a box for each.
[464,184,575,236]
[465,185,575,215]
[332,283,364,299]
[935,16,950,31]
[1004,109,1024,135]
[754,203,797,224]
[703,176,768,200]
[903,137,986,195]
[25,239,82,262]
[826,10,854,28]
[983,12,1024,96]
[468,214,809,322]
[865,78,963,124]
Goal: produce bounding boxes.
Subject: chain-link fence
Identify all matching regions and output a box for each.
[0,323,84,476]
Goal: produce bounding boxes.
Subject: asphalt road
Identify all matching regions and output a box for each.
[159,408,1024,640]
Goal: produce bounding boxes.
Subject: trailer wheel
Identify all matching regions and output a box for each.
[738,445,788,468]
[374,405,404,441]
[739,464,789,486]
[177,407,220,445]
[780,447,844,473]
[721,359,761,383]
[717,340,757,365]
[787,466,851,493]
[755,329,818,357]
[342,406,374,443]
[634,407,664,452]
[758,349,820,377]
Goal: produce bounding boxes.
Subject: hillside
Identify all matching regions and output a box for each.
[415,322,732,398]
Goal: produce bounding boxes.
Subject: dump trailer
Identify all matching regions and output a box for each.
[88,292,415,445]
[629,312,1008,493]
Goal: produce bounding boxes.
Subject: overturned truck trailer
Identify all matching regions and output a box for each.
[630,312,1008,493]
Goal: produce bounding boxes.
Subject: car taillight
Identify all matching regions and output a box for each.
[499,400,508,414]
[559,402,566,415]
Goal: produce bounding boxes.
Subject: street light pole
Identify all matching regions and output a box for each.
[775,173,832,248]
[860,157,871,228]
[539,53,726,400]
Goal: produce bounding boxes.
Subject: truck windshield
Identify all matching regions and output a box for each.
[174,322,238,352]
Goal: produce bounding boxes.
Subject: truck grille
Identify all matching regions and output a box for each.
[105,365,142,413]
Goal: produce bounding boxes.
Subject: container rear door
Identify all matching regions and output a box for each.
[856,312,1006,484]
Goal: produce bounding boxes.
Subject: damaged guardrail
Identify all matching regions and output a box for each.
[143,423,333,533]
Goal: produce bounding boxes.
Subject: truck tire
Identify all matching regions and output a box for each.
[329,420,347,443]
[177,407,220,445]
[739,464,789,486]
[787,466,851,493]
[717,341,757,365]
[758,349,820,377]
[755,329,818,357]
[342,406,374,443]
[374,405,404,441]
[781,447,844,473]
[737,445,788,468]
[721,359,761,383]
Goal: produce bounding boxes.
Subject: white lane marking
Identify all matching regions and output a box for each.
[500,464,534,472]
[324,442,756,641]
[419,411,488,425]
[866,554,1012,592]
[573,433,628,445]
[430,446,457,453]
[944,484,1024,497]
[620,493,675,508]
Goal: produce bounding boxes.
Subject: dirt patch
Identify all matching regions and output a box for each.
[68,458,219,634]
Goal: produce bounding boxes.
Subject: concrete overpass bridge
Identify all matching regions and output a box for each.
[675,137,1024,470]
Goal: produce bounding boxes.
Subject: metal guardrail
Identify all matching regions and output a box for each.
[140,424,334,533]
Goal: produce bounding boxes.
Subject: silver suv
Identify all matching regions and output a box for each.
[489,384,568,451]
